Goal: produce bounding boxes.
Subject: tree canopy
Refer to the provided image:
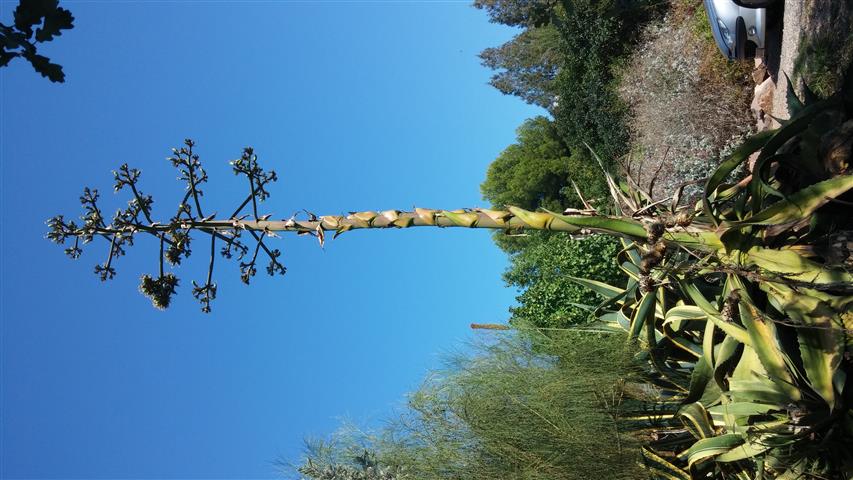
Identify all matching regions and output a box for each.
[478,26,561,108]
[472,0,558,28]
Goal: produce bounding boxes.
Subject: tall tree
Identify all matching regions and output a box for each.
[472,0,558,28]
[479,26,561,108]
[481,116,605,213]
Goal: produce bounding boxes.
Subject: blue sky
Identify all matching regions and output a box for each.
[0,1,541,478]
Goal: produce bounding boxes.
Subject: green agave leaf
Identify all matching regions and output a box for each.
[708,402,779,417]
[680,281,751,346]
[641,447,690,480]
[679,402,716,439]
[629,288,657,341]
[663,329,703,358]
[728,347,794,405]
[665,305,706,324]
[713,336,743,396]
[762,282,844,408]
[715,437,771,463]
[544,209,648,239]
[728,376,792,406]
[746,99,834,213]
[784,72,805,117]
[664,231,723,252]
[750,152,788,201]
[704,130,774,225]
[734,283,802,402]
[729,174,853,228]
[621,239,642,264]
[565,275,624,300]
[742,247,853,285]
[594,282,638,316]
[796,324,842,408]
[686,356,715,404]
[687,433,746,467]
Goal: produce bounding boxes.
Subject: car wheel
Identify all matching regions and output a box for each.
[735,17,748,60]
[731,0,778,7]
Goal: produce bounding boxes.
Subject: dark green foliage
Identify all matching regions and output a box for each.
[551,0,657,161]
[480,115,610,253]
[0,0,74,82]
[481,116,607,212]
[294,331,646,480]
[504,233,622,329]
[472,0,558,28]
[479,26,561,108]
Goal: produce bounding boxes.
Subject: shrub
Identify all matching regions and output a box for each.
[481,116,608,213]
[294,330,647,480]
[617,4,754,198]
[504,233,623,330]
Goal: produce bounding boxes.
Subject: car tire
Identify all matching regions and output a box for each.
[735,17,748,60]
[731,0,778,7]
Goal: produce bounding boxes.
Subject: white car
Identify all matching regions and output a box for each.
[703,0,775,59]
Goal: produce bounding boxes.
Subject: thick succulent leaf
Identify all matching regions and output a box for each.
[742,247,853,285]
[747,100,835,212]
[796,324,842,408]
[641,447,690,480]
[662,230,723,252]
[737,293,801,402]
[663,329,702,358]
[564,275,624,300]
[704,131,774,225]
[708,402,778,417]
[665,305,706,325]
[680,281,751,345]
[762,282,844,407]
[784,72,805,117]
[686,356,716,404]
[729,381,792,405]
[704,318,716,371]
[678,402,716,439]
[750,152,789,200]
[713,336,743,391]
[629,288,657,341]
[545,209,647,239]
[729,344,794,406]
[687,434,745,467]
[729,174,853,228]
[715,437,771,463]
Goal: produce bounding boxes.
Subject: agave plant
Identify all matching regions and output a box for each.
[48,71,852,477]
[568,78,853,478]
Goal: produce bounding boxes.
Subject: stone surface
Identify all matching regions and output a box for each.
[751,76,777,132]
[770,0,805,126]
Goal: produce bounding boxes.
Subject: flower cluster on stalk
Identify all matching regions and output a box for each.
[46,139,287,313]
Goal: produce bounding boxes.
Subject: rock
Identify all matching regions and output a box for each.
[753,56,768,84]
[751,76,776,132]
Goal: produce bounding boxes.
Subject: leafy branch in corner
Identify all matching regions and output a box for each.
[1,0,75,82]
